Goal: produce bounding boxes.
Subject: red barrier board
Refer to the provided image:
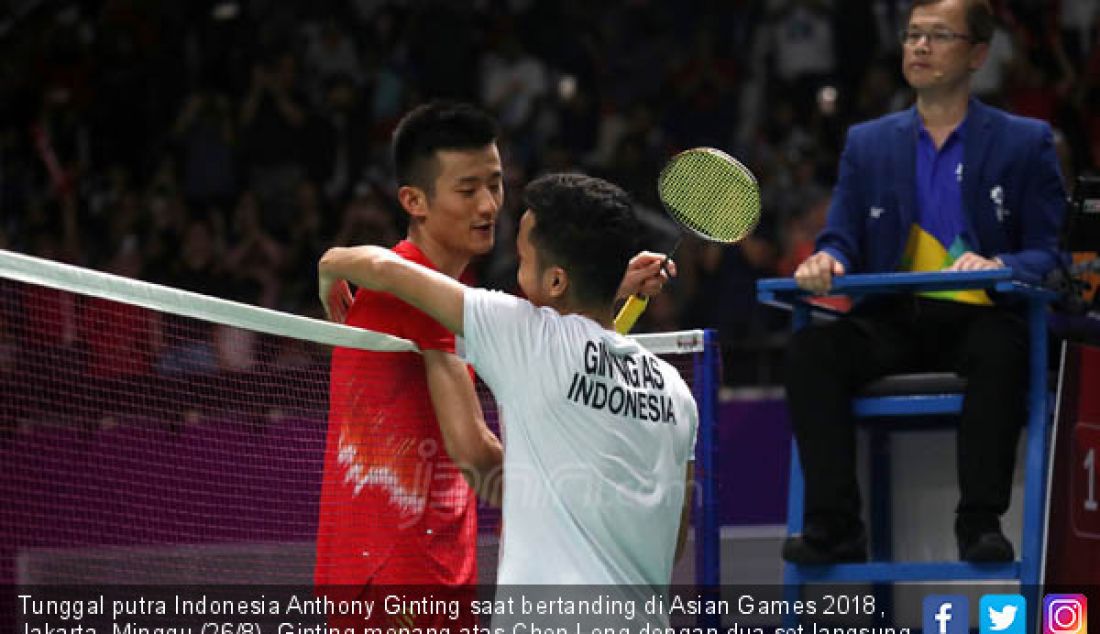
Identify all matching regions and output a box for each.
[1045,342,1100,585]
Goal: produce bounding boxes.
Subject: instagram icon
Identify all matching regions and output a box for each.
[1044,595,1088,634]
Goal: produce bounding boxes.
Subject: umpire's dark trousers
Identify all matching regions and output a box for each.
[784,295,1029,533]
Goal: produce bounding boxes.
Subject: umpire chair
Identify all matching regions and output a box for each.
[756,270,1057,621]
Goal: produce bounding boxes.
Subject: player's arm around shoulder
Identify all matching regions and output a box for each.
[423,349,503,506]
[319,245,466,335]
[319,245,502,503]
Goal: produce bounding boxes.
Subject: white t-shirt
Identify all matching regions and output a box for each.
[463,287,698,589]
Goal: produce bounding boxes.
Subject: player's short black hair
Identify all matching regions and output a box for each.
[391,101,499,195]
[523,173,640,306]
[907,0,994,43]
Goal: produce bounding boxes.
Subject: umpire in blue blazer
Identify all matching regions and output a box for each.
[782,0,1066,565]
[813,99,1063,288]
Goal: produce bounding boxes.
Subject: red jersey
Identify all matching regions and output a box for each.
[79,298,157,379]
[22,285,78,347]
[314,240,477,590]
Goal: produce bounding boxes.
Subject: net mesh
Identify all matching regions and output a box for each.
[657,147,760,242]
[0,251,709,588]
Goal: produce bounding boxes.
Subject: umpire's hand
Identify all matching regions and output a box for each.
[794,251,846,294]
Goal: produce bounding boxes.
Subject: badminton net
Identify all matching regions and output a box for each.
[0,249,716,591]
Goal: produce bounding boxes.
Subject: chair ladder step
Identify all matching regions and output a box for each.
[786,560,1021,583]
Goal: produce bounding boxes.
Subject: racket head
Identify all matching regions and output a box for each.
[657,147,761,243]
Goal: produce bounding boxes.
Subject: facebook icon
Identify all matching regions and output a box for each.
[924,595,970,634]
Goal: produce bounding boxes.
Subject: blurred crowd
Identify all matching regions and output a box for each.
[2,0,1098,386]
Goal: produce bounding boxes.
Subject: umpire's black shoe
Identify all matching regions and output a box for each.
[958,530,1014,562]
[781,524,868,565]
[956,514,1014,563]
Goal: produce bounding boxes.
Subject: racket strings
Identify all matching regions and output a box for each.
[657,149,760,242]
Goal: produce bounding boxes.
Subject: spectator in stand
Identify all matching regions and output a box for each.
[778,197,822,276]
[240,51,310,228]
[157,219,223,380]
[1086,56,1100,169]
[969,18,1016,104]
[663,26,739,149]
[0,283,16,437]
[332,189,402,250]
[751,0,838,121]
[281,180,333,314]
[18,219,84,427]
[480,32,548,134]
[223,190,284,308]
[0,1,1096,400]
[306,74,373,204]
[173,88,238,210]
[78,240,163,429]
[303,17,363,104]
[1058,0,1100,63]
[853,62,909,122]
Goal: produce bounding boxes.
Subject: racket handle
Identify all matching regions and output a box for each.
[614,293,649,334]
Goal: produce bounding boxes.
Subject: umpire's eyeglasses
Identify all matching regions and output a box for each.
[899,28,974,46]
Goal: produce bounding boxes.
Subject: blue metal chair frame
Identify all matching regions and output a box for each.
[694,329,721,589]
[756,270,1055,609]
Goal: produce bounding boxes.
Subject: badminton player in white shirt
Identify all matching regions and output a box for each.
[320,172,696,614]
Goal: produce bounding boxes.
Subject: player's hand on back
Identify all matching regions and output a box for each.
[617,251,678,300]
[319,246,397,321]
[320,278,353,323]
[794,251,846,294]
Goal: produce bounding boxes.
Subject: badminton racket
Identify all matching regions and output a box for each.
[614,147,761,333]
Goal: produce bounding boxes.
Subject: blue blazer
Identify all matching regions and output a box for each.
[816,98,1066,286]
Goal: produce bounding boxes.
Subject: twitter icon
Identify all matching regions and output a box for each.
[981,594,1027,634]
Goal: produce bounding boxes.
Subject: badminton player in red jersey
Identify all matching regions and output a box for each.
[315,102,671,632]
[315,102,502,632]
